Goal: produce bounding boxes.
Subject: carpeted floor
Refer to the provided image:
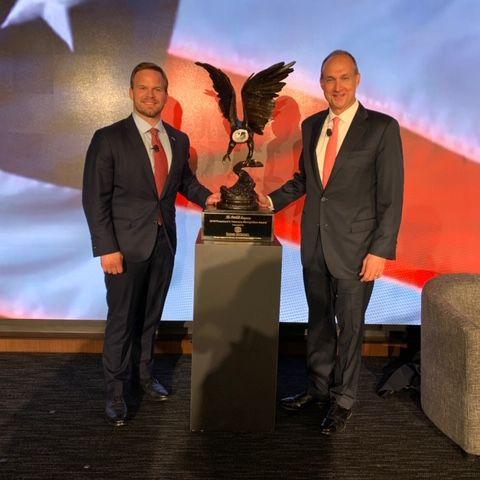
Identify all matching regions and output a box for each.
[0,354,478,480]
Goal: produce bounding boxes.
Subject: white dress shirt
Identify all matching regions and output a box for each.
[132,111,173,173]
[266,100,360,209]
[316,100,359,183]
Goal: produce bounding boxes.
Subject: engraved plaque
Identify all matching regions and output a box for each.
[202,206,273,242]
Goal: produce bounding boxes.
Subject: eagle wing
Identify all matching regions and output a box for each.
[241,61,295,135]
[195,62,237,125]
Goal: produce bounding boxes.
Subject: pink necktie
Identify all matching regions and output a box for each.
[322,116,340,187]
[150,128,168,197]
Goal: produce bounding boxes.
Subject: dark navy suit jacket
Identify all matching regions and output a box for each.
[270,103,404,279]
[83,115,211,262]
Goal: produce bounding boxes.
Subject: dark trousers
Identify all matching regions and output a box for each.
[103,227,174,400]
[303,235,374,410]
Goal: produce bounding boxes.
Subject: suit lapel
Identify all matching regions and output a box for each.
[123,115,157,196]
[327,104,369,186]
[308,110,328,191]
[162,122,179,199]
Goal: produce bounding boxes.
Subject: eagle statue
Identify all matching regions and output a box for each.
[196,61,295,210]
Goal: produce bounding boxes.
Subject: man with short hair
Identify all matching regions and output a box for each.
[83,62,219,426]
[259,50,403,434]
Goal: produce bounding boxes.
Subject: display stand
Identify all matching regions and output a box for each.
[190,230,282,432]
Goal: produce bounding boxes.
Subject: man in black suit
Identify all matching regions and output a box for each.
[83,62,218,426]
[259,50,403,434]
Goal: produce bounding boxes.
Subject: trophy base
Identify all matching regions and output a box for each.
[202,206,274,242]
[217,169,259,211]
[216,201,259,211]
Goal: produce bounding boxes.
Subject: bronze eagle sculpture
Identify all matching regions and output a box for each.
[196,61,295,210]
[196,61,295,172]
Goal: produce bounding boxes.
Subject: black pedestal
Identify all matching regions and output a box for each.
[190,231,282,432]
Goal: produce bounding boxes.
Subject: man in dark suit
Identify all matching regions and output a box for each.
[83,62,218,426]
[259,50,403,434]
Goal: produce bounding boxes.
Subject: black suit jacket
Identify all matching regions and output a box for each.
[82,115,211,262]
[270,104,404,279]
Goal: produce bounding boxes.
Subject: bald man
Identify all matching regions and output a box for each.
[260,50,403,434]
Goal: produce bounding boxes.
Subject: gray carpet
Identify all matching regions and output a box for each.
[0,354,478,480]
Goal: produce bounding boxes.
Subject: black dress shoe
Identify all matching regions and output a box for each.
[140,378,169,401]
[280,391,329,411]
[105,397,127,426]
[320,403,352,435]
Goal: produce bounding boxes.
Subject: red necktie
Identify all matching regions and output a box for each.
[150,127,168,198]
[322,116,340,187]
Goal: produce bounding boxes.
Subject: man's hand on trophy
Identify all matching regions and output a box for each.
[206,192,221,206]
[256,191,273,210]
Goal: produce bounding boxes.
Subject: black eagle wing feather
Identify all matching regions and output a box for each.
[241,61,295,135]
[195,62,237,126]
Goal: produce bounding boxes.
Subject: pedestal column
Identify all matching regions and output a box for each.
[190,231,282,432]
